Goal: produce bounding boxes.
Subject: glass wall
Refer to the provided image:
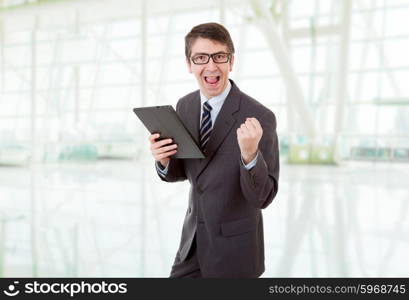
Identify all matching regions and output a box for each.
[0,0,408,277]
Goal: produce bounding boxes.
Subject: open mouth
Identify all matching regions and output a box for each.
[204,76,220,85]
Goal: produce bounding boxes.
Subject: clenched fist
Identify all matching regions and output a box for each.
[237,117,263,164]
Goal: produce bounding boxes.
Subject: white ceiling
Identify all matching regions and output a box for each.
[0,0,246,32]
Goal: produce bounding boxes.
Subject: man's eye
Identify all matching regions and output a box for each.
[195,55,206,61]
[215,54,228,61]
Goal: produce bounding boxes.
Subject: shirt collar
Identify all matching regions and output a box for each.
[200,80,232,107]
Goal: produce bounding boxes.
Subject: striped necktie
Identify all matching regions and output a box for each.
[200,101,213,151]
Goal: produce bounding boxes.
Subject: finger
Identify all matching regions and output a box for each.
[153,143,178,155]
[245,118,257,132]
[152,138,173,150]
[149,133,160,143]
[156,149,177,160]
[240,124,250,136]
[249,118,262,131]
[239,126,250,139]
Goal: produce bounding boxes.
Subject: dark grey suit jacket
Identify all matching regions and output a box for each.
[157,80,279,278]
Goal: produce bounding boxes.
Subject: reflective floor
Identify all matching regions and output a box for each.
[0,157,408,277]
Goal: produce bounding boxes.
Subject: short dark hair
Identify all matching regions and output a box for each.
[185,22,235,59]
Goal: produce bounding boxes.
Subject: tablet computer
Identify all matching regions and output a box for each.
[133,105,205,159]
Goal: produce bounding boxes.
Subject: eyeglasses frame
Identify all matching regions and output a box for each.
[190,52,232,65]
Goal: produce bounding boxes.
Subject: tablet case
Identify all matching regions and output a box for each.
[133,105,205,159]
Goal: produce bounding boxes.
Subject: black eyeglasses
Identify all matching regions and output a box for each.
[190,52,231,65]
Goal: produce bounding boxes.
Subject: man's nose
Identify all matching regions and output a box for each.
[206,58,218,70]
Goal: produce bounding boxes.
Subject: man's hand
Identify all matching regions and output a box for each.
[237,117,263,164]
[149,133,178,167]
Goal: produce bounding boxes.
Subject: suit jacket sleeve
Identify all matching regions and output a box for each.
[155,100,187,183]
[239,110,279,209]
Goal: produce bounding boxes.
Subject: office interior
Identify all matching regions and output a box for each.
[0,0,408,277]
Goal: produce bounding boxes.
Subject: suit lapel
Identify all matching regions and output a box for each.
[180,91,201,179]
[195,80,241,181]
[184,92,201,144]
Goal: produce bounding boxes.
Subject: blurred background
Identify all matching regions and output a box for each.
[0,0,408,277]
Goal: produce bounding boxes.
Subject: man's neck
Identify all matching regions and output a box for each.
[200,79,231,101]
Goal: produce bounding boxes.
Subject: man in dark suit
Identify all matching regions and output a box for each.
[148,23,279,278]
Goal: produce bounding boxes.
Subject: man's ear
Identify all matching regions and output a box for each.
[186,58,192,73]
[229,55,235,72]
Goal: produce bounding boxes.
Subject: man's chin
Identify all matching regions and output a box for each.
[203,88,222,98]
[200,82,225,98]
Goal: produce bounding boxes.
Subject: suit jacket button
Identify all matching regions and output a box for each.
[188,207,192,213]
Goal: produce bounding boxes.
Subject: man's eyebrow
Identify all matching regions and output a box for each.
[191,51,227,56]
[191,52,210,56]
